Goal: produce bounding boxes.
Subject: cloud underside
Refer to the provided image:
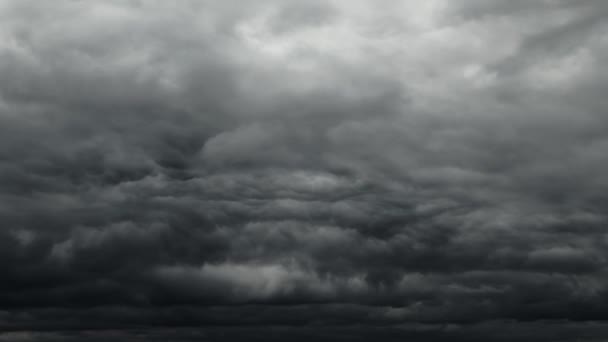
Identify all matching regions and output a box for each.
[2,0,608,339]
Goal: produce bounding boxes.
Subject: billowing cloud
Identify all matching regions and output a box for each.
[1,0,608,340]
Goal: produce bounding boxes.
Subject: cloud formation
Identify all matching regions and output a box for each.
[2,0,608,340]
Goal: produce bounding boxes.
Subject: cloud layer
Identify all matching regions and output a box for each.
[2,0,608,340]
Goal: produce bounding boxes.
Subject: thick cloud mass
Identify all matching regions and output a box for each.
[2,0,608,340]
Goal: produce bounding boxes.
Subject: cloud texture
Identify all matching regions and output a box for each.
[2,0,608,340]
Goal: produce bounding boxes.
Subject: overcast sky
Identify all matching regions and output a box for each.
[2,1,608,341]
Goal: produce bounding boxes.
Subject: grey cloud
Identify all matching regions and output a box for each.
[1,0,608,340]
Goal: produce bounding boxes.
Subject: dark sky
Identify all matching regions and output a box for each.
[2,1,608,341]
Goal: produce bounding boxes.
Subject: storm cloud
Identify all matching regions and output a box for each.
[2,0,608,340]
